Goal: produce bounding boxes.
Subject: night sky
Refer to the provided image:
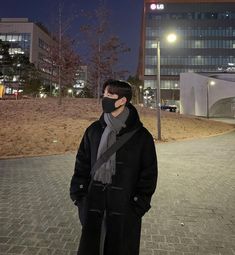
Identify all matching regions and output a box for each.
[0,0,143,76]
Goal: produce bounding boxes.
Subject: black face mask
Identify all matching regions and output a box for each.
[102,97,123,113]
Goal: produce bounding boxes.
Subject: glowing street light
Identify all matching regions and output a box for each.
[206,80,215,118]
[167,33,177,43]
[68,88,73,97]
[156,33,177,140]
[210,80,215,86]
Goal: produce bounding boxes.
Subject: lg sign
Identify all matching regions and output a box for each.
[150,3,165,10]
[157,4,164,10]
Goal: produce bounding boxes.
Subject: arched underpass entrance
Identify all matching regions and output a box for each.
[210,97,235,118]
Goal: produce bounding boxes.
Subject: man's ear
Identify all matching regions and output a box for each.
[120,97,127,105]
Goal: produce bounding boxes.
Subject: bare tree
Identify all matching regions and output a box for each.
[127,75,143,105]
[47,36,80,100]
[80,3,130,101]
[41,2,81,105]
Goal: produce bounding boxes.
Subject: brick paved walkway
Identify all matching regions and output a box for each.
[0,131,234,255]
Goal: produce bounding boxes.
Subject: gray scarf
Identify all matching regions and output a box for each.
[93,107,129,184]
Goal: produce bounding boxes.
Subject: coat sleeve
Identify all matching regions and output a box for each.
[132,131,158,217]
[69,128,91,203]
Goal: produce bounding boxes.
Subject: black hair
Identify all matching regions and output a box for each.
[102,79,132,103]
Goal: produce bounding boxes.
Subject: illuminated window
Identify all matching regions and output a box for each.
[6,35,12,41]
[144,80,155,89]
[0,35,6,41]
[145,68,155,75]
[9,48,24,54]
[11,35,18,42]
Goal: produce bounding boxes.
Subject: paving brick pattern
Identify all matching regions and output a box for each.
[0,131,234,255]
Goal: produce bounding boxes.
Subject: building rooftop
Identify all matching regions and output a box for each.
[0,18,29,23]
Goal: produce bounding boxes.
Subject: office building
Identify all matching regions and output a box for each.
[0,18,54,93]
[138,0,235,104]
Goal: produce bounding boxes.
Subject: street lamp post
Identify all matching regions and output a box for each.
[156,33,177,141]
[139,85,143,104]
[206,80,215,118]
[156,41,161,140]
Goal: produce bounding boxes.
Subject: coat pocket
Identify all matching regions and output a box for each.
[87,183,105,213]
[130,195,151,217]
[108,186,126,214]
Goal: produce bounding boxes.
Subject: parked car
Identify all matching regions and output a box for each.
[2,92,26,100]
[161,104,177,112]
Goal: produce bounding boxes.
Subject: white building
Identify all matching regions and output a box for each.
[180,72,235,118]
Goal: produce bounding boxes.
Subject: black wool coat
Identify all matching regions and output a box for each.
[70,103,158,255]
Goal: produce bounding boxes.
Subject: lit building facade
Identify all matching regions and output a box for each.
[0,18,53,68]
[73,66,88,96]
[0,18,54,92]
[138,0,235,103]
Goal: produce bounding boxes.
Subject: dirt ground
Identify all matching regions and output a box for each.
[0,98,234,158]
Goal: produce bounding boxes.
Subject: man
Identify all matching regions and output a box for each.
[70,79,158,255]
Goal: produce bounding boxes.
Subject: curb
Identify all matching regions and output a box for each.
[154,127,235,144]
